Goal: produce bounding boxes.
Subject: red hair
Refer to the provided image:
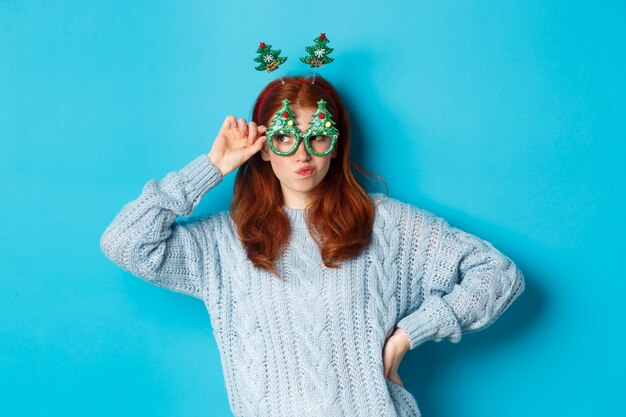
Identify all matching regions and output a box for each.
[229,74,387,280]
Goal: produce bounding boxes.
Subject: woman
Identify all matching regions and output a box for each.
[100,74,525,417]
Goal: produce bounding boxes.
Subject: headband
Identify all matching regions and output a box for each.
[256,79,338,124]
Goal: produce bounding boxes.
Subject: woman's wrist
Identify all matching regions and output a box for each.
[207,152,226,177]
[393,327,411,352]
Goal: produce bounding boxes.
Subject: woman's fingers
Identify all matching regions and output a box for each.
[223,115,237,130]
[237,118,247,138]
[390,372,404,387]
[256,125,267,144]
[247,121,258,145]
[389,375,403,387]
[254,135,266,153]
[247,123,268,145]
[221,116,267,148]
[242,135,266,160]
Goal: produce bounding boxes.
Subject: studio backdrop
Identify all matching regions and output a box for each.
[1,1,624,416]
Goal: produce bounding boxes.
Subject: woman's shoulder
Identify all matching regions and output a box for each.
[367,192,436,222]
[178,209,234,235]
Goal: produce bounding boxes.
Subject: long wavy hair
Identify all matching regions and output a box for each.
[230,74,387,280]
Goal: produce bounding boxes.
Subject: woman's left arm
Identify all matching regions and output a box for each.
[395,209,525,350]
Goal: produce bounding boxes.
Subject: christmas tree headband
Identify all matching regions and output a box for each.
[254,33,338,119]
[253,33,340,156]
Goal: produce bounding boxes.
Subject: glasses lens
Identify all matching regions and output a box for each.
[271,134,298,153]
[308,135,333,154]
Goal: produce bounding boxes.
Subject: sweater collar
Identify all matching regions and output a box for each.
[282,205,307,226]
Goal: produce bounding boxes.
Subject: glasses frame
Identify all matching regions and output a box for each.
[266,98,340,157]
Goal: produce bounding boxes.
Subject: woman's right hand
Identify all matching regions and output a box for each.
[208,116,268,177]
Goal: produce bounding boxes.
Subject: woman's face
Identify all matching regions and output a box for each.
[261,105,338,209]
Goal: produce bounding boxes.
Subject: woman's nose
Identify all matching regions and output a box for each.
[295,139,311,160]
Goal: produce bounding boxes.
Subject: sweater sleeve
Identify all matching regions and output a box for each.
[395,210,525,350]
[99,153,224,301]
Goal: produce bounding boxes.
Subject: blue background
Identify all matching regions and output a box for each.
[1,1,624,416]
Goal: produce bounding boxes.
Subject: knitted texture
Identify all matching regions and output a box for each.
[100,153,525,417]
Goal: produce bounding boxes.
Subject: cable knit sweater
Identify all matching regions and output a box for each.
[99,153,525,417]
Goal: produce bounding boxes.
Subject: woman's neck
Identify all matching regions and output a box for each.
[281,190,315,210]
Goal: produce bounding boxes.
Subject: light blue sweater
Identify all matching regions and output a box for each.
[100,153,525,417]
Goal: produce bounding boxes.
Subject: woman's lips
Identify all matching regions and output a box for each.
[296,167,315,176]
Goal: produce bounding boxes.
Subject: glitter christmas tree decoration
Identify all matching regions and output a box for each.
[300,33,334,68]
[304,99,339,142]
[301,99,339,157]
[254,41,288,72]
[266,98,303,156]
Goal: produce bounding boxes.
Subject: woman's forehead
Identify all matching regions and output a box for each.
[269,106,316,122]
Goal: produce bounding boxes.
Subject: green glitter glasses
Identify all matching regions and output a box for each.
[266,98,340,157]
